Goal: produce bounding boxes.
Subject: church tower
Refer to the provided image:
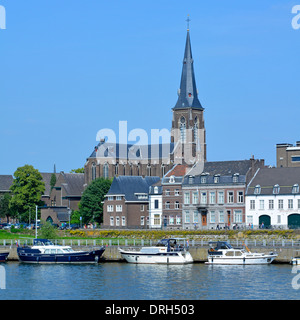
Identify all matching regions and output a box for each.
[171,24,206,165]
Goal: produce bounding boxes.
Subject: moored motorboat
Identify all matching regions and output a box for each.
[17,239,105,263]
[0,252,9,262]
[206,241,277,265]
[119,238,193,264]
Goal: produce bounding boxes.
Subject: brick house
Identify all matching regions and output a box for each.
[41,172,85,225]
[181,159,265,230]
[103,176,160,229]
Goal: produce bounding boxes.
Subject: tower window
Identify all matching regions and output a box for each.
[180,117,186,143]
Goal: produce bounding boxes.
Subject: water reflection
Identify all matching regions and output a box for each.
[0,262,298,300]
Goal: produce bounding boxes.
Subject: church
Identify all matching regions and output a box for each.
[84,26,207,186]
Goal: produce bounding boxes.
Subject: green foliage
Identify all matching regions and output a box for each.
[9,165,45,222]
[79,177,112,224]
[70,168,84,173]
[39,220,58,239]
[71,210,81,224]
[50,173,57,189]
[0,193,14,222]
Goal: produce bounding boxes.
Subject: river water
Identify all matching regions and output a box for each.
[0,262,299,300]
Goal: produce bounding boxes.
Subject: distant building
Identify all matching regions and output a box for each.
[182,159,265,230]
[103,176,160,229]
[0,175,13,197]
[148,184,163,229]
[246,167,300,229]
[84,27,206,184]
[41,172,85,225]
[276,141,300,167]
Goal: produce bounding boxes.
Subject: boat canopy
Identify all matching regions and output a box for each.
[209,241,233,250]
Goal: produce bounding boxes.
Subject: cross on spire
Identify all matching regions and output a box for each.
[186,15,191,31]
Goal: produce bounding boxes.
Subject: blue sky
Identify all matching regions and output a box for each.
[0,0,299,175]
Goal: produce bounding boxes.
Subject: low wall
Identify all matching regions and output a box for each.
[2,245,296,263]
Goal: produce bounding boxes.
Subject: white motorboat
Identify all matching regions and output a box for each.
[205,241,277,265]
[118,238,193,264]
[291,251,300,265]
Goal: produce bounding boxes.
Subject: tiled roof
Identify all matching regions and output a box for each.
[0,175,13,192]
[165,164,189,177]
[60,173,85,196]
[107,176,160,201]
[246,167,300,195]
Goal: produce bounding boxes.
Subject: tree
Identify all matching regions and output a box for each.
[50,173,57,190]
[39,220,58,239]
[9,165,45,222]
[79,177,112,224]
[0,193,15,223]
[70,168,84,173]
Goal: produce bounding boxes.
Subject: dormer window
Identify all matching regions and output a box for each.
[292,184,299,194]
[254,185,261,195]
[188,176,194,184]
[154,186,158,194]
[201,176,207,184]
[169,175,175,183]
[214,175,220,184]
[273,184,280,195]
[233,173,239,183]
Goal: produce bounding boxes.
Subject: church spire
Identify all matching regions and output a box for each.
[173,25,203,110]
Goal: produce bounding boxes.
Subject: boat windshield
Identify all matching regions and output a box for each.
[33,239,54,246]
[210,241,233,250]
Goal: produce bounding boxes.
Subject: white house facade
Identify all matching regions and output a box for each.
[148,185,163,229]
[246,167,300,229]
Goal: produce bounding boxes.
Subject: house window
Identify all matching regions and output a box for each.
[273,184,280,195]
[278,199,283,209]
[122,216,126,226]
[228,191,234,203]
[154,214,160,225]
[216,191,224,204]
[291,156,300,162]
[209,192,216,204]
[277,215,281,224]
[201,192,207,204]
[165,202,170,209]
[154,186,158,194]
[175,201,180,209]
[234,210,243,223]
[184,192,190,204]
[116,216,120,226]
[116,205,122,212]
[141,216,145,226]
[269,200,274,210]
[165,189,170,196]
[176,216,181,225]
[169,216,174,225]
[233,174,239,183]
[107,205,114,212]
[214,176,219,184]
[193,211,199,223]
[201,176,207,184]
[140,205,144,211]
[185,211,190,223]
[110,217,114,226]
[219,211,224,223]
[192,192,198,204]
[292,184,299,194]
[154,200,159,209]
[175,189,180,196]
[238,191,244,203]
[254,185,261,195]
[108,196,114,201]
[116,196,122,201]
[210,211,216,223]
[250,200,255,210]
[259,200,264,210]
[288,199,293,209]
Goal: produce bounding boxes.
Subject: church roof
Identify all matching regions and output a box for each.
[89,142,174,160]
[173,30,203,110]
[60,173,85,197]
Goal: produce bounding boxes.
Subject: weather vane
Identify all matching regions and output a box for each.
[186,15,191,31]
